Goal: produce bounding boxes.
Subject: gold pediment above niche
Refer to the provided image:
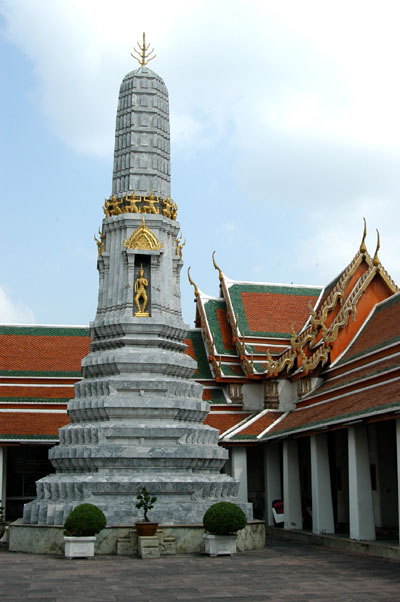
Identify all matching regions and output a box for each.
[123,217,163,251]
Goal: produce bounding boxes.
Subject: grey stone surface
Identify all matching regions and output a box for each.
[112,67,170,198]
[21,64,252,530]
[138,535,160,559]
[9,520,265,555]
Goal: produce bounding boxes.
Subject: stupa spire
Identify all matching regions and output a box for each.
[112,36,170,199]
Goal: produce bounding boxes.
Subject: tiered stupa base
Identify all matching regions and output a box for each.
[23,317,252,526]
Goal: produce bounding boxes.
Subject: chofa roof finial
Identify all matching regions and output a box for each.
[131,33,156,67]
[187,267,199,299]
[373,229,380,266]
[212,251,224,283]
[359,217,367,254]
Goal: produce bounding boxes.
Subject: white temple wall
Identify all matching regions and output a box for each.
[242,383,263,411]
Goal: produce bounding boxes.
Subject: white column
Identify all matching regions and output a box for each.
[348,424,375,540]
[283,439,302,529]
[396,420,400,545]
[310,433,335,534]
[264,443,282,526]
[231,446,248,502]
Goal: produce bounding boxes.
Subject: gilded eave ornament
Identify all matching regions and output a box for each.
[123,217,163,251]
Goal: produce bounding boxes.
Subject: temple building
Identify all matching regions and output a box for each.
[2,224,400,544]
[1,38,400,546]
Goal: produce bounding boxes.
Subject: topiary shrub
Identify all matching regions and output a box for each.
[64,503,106,537]
[203,502,247,535]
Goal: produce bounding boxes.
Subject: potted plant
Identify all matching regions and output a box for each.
[135,486,158,536]
[64,503,106,558]
[203,502,247,556]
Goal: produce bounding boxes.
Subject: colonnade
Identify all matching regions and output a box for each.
[231,420,400,544]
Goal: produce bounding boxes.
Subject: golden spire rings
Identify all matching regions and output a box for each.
[131,32,156,67]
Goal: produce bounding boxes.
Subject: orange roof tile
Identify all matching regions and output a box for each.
[0,386,74,399]
[204,412,250,434]
[264,378,400,438]
[230,412,283,437]
[0,333,90,374]
[337,293,400,365]
[0,411,69,436]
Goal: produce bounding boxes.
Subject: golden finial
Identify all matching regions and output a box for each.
[373,229,380,266]
[359,217,367,254]
[187,267,199,299]
[131,33,156,67]
[212,251,224,283]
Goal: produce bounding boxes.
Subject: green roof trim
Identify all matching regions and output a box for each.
[221,363,244,377]
[229,434,258,440]
[228,283,322,338]
[336,335,400,367]
[0,326,89,337]
[203,299,236,356]
[185,330,213,380]
[0,397,70,403]
[0,370,82,377]
[0,434,59,440]
[208,389,228,404]
[262,400,400,440]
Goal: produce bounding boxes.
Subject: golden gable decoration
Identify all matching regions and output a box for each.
[123,217,163,251]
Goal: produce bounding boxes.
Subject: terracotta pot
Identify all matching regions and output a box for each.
[135,521,158,536]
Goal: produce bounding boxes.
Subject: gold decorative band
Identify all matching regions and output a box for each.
[103,193,177,220]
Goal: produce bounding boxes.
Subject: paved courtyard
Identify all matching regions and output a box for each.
[1,536,399,602]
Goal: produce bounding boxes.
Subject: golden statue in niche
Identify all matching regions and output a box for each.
[134,265,149,317]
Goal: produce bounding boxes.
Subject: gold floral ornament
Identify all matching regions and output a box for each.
[131,33,156,67]
[123,217,163,251]
[94,229,105,256]
[103,193,177,220]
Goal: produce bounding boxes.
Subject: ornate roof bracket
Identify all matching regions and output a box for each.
[321,265,377,345]
[300,344,331,376]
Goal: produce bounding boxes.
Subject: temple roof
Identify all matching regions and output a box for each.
[224,279,323,339]
[0,325,90,377]
[0,325,89,443]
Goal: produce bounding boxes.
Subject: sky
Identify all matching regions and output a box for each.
[1,0,400,326]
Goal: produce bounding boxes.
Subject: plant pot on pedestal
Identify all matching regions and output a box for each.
[203,501,247,557]
[64,536,96,559]
[135,521,159,536]
[63,503,106,559]
[135,486,158,537]
[203,533,238,556]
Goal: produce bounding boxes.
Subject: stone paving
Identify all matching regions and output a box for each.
[1,536,399,602]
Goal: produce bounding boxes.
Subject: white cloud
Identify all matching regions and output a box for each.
[295,196,400,286]
[3,0,400,160]
[0,286,36,323]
